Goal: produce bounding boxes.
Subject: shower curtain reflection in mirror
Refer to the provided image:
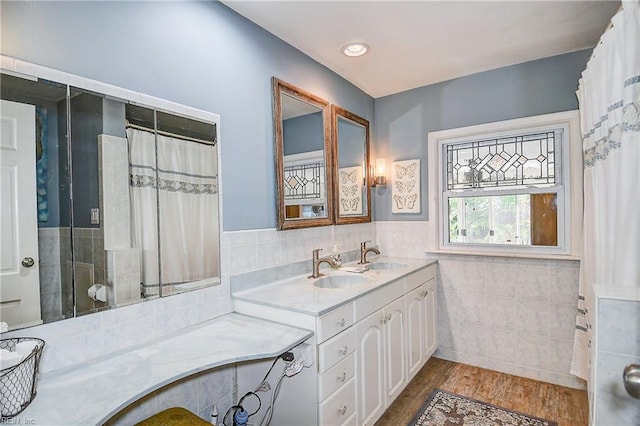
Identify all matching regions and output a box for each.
[127,128,219,297]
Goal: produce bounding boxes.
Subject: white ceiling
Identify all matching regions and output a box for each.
[223,0,620,98]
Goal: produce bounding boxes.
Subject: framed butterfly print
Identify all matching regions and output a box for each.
[392,159,421,214]
[338,166,363,215]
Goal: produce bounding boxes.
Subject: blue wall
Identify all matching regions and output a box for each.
[373,49,591,221]
[337,118,366,168]
[283,112,324,156]
[2,1,591,227]
[70,92,102,228]
[1,1,374,231]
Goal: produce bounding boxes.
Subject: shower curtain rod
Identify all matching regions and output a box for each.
[125,122,216,146]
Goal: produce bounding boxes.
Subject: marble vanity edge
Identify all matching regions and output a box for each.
[230,249,362,293]
[21,313,313,425]
[232,257,438,317]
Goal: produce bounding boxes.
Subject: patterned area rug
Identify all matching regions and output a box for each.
[408,389,558,426]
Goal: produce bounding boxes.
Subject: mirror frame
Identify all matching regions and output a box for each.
[331,105,371,225]
[272,78,334,230]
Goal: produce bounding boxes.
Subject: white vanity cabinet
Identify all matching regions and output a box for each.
[316,303,358,426]
[356,296,407,426]
[232,259,437,426]
[405,267,437,381]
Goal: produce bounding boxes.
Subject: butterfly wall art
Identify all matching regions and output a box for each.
[391,159,421,213]
[338,165,363,215]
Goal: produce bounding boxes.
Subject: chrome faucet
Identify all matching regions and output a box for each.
[309,248,342,279]
[359,240,381,264]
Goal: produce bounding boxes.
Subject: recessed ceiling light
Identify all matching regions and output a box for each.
[342,43,369,57]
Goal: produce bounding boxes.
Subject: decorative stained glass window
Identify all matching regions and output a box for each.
[445,130,561,190]
[284,162,323,200]
[437,124,570,249]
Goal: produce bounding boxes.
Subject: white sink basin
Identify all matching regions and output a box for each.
[366,262,408,270]
[313,275,370,289]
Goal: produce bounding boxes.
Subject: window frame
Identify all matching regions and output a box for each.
[426,110,582,259]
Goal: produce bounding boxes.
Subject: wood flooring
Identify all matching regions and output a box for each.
[375,358,589,426]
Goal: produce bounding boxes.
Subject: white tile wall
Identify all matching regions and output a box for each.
[107,248,141,306]
[98,135,131,250]
[38,228,63,323]
[593,298,640,425]
[435,253,583,389]
[8,222,374,422]
[106,365,235,425]
[376,221,585,389]
[15,219,587,421]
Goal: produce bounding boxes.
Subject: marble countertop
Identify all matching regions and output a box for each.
[20,313,312,425]
[232,256,437,316]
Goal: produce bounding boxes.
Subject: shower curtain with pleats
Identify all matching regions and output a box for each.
[127,128,219,297]
[570,1,640,382]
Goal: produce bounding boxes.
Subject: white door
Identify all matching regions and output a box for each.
[405,285,425,380]
[0,99,42,330]
[356,309,385,426]
[384,296,406,405]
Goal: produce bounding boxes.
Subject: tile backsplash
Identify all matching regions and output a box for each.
[8,222,376,374]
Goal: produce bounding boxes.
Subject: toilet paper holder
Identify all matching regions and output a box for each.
[87,284,107,303]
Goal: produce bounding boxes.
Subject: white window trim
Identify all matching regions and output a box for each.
[426,110,582,260]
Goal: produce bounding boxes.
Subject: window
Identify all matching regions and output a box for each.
[427,111,582,258]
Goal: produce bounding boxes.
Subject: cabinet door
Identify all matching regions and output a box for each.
[356,309,385,426]
[423,279,437,358]
[405,285,424,380]
[384,296,407,406]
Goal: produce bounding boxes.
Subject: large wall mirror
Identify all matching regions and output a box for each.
[0,67,221,331]
[272,78,333,230]
[332,106,371,224]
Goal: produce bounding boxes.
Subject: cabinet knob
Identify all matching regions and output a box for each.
[338,405,347,415]
[340,345,348,355]
[338,371,347,382]
[337,317,346,327]
[421,290,428,298]
[386,314,392,322]
[380,316,386,324]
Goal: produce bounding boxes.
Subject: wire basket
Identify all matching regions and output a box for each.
[0,338,45,419]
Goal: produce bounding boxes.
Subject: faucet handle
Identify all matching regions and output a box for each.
[313,248,323,258]
[332,253,343,268]
[361,240,371,249]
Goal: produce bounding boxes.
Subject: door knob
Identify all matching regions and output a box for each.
[21,257,35,268]
[623,364,640,399]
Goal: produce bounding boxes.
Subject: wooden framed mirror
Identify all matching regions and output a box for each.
[273,78,333,230]
[332,106,371,224]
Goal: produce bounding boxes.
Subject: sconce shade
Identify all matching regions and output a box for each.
[373,158,387,186]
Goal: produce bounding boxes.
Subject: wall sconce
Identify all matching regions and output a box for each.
[372,158,387,187]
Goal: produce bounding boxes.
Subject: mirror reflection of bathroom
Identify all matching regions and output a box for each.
[336,115,368,219]
[281,93,327,220]
[0,74,73,328]
[0,72,221,331]
[124,104,220,300]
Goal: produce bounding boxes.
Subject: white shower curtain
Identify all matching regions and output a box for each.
[570,1,640,382]
[127,128,219,297]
